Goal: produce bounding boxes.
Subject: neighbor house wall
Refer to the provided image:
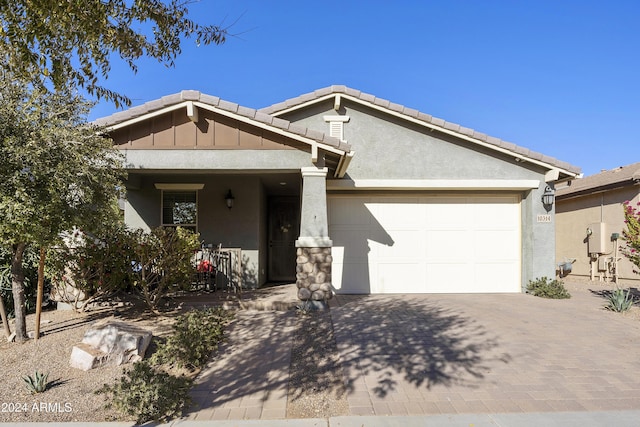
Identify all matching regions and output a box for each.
[557,186,640,284]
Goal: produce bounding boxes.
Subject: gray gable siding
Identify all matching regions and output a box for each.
[282,99,546,182]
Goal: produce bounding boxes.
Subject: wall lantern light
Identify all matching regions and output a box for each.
[225,189,235,209]
[541,185,554,212]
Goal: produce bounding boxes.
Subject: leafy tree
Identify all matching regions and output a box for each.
[0,72,124,341]
[0,0,229,107]
[622,200,640,275]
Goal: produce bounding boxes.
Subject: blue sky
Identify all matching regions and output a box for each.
[88,0,640,177]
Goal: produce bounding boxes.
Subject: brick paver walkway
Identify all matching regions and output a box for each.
[186,281,640,420]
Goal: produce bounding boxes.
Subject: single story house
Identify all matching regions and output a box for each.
[96,85,581,301]
[556,162,640,284]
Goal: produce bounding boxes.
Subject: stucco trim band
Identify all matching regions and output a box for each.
[326,179,540,191]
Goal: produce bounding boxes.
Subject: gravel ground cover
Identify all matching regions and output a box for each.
[286,309,349,418]
[0,303,176,423]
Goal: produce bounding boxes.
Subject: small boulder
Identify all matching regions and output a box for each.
[70,320,152,370]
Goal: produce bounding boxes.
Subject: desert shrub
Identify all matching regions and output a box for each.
[151,307,233,370]
[47,224,134,311]
[526,277,571,299]
[48,225,200,312]
[129,227,200,312]
[606,288,635,312]
[97,361,192,424]
[100,307,233,423]
[622,200,640,276]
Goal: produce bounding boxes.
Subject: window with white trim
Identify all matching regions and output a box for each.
[155,183,204,232]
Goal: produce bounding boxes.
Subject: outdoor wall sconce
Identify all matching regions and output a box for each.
[541,185,554,212]
[225,190,235,209]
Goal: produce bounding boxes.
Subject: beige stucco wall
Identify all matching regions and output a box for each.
[556,186,640,284]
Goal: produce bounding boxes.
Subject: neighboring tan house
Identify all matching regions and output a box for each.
[96,85,581,302]
[556,162,640,284]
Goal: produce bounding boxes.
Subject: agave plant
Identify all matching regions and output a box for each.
[22,371,49,394]
[606,288,635,313]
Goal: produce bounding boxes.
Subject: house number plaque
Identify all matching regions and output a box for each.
[537,214,552,223]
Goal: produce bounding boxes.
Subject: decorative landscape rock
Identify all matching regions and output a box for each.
[70,320,152,371]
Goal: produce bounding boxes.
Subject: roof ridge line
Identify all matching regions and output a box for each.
[259,85,581,176]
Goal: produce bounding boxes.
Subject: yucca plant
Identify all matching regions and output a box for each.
[606,288,635,312]
[22,371,49,394]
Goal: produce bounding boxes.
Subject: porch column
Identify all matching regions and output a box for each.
[295,166,333,308]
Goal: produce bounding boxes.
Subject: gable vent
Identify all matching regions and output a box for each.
[323,115,350,142]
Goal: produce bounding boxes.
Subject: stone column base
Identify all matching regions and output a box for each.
[296,247,333,305]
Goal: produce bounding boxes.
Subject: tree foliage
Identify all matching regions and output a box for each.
[0,77,124,245]
[0,71,124,340]
[622,200,640,275]
[0,0,229,107]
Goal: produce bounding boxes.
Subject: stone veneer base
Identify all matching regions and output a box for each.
[295,247,333,302]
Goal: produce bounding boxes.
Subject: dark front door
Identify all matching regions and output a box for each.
[268,196,300,282]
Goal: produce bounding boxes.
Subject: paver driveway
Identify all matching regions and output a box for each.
[187,282,640,420]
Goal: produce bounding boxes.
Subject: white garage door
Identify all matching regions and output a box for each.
[328,195,521,294]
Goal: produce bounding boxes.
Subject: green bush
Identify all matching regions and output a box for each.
[526,277,571,299]
[97,361,192,424]
[151,307,233,370]
[48,225,200,312]
[606,288,635,312]
[129,226,200,312]
[47,224,134,311]
[99,307,233,423]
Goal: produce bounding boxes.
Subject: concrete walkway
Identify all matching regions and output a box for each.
[183,280,640,422]
[7,410,640,426]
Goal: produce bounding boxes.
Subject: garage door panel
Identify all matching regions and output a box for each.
[329,198,373,225]
[425,230,468,260]
[369,199,423,229]
[425,263,474,292]
[474,230,520,260]
[475,263,520,292]
[374,229,425,260]
[377,262,425,293]
[473,199,519,228]
[331,259,371,294]
[331,229,371,262]
[329,195,521,294]
[425,200,469,228]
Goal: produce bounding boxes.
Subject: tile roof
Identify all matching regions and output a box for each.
[556,162,640,197]
[259,85,582,175]
[93,90,351,152]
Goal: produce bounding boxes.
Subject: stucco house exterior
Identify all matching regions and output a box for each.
[96,85,581,302]
[556,162,640,284]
